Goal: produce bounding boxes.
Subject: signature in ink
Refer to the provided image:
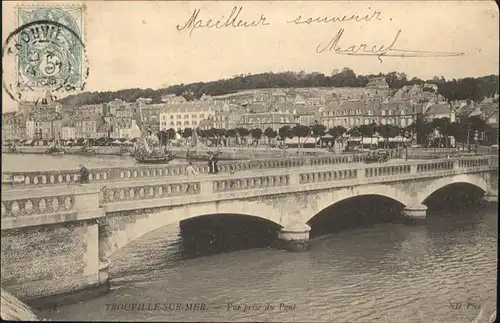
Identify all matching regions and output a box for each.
[316,28,465,62]
[176,6,270,36]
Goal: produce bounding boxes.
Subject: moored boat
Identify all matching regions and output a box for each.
[134,104,176,164]
[46,147,66,155]
[46,137,65,155]
[71,141,95,155]
[186,131,221,161]
[134,153,176,164]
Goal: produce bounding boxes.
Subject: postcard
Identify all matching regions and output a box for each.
[1,1,498,322]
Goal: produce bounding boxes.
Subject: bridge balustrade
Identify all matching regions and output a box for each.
[2,156,496,219]
[1,193,75,218]
[416,160,454,173]
[213,175,290,192]
[365,165,411,178]
[299,169,357,184]
[100,181,201,204]
[3,153,367,188]
[459,157,490,168]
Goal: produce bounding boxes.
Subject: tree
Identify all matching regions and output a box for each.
[414,115,433,146]
[468,115,487,147]
[226,128,237,147]
[278,125,293,145]
[251,128,263,146]
[378,124,391,149]
[357,124,376,149]
[166,128,176,142]
[327,126,347,147]
[182,127,193,139]
[430,117,451,148]
[59,73,498,106]
[310,123,326,148]
[264,127,278,146]
[292,124,311,151]
[157,130,169,146]
[235,127,250,146]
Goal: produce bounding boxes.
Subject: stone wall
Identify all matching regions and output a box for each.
[1,222,89,301]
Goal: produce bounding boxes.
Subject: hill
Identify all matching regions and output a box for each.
[58,69,499,107]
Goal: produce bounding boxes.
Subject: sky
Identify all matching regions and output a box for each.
[2,1,499,111]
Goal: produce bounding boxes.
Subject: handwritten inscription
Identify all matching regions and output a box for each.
[287,9,382,25]
[316,28,400,56]
[176,6,270,36]
[175,7,465,59]
[316,28,465,61]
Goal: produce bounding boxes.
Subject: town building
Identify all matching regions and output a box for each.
[139,104,161,134]
[380,102,418,127]
[75,116,102,139]
[366,76,390,90]
[25,113,61,140]
[236,112,297,131]
[423,102,456,122]
[161,94,187,104]
[159,102,219,131]
[201,110,242,130]
[61,124,77,140]
[2,112,26,141]
[77,104,106,116]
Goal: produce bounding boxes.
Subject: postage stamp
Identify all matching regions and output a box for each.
[2,3,89,102]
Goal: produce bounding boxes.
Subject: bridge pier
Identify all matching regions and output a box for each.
[275,223,311,252]
[403,204,427,224]
[483,193,498,203]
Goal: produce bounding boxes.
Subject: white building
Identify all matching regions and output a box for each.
[119,128,131,139]
[61,126,76,140]
[159,102,218,131]
[25,120,35,139]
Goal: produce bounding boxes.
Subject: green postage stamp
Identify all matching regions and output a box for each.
[2,4,88,102]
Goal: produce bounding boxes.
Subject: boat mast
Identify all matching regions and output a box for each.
[139,104,151,153]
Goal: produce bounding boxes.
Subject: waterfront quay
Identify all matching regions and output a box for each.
[1,152,497,307]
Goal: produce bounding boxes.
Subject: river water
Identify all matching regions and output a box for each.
[33,183,497,323]
[1,154,186,172]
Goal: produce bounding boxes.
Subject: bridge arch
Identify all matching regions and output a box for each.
[101,200,284,258]
[305,184,414,223]
[417,174,488,204]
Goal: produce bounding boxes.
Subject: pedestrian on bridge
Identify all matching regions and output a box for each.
[208,155,214,174]
[78,164,90,186]
[186,161,199,180]
[186,161,199,194]
[213,156,219,174]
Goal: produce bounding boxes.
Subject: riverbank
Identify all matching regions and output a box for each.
[2,146,332,159]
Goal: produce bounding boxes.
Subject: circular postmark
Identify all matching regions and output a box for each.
[2,17,89,102]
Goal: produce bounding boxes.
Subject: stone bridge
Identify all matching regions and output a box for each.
[1,155,497,306]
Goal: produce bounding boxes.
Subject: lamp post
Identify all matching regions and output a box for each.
[474,130,479,155]
[404,130,410,161]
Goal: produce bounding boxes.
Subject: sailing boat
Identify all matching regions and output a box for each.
[73,139,96,155]
[186,130,221,161]
[134,105,175,164]
[46,135,65,155]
